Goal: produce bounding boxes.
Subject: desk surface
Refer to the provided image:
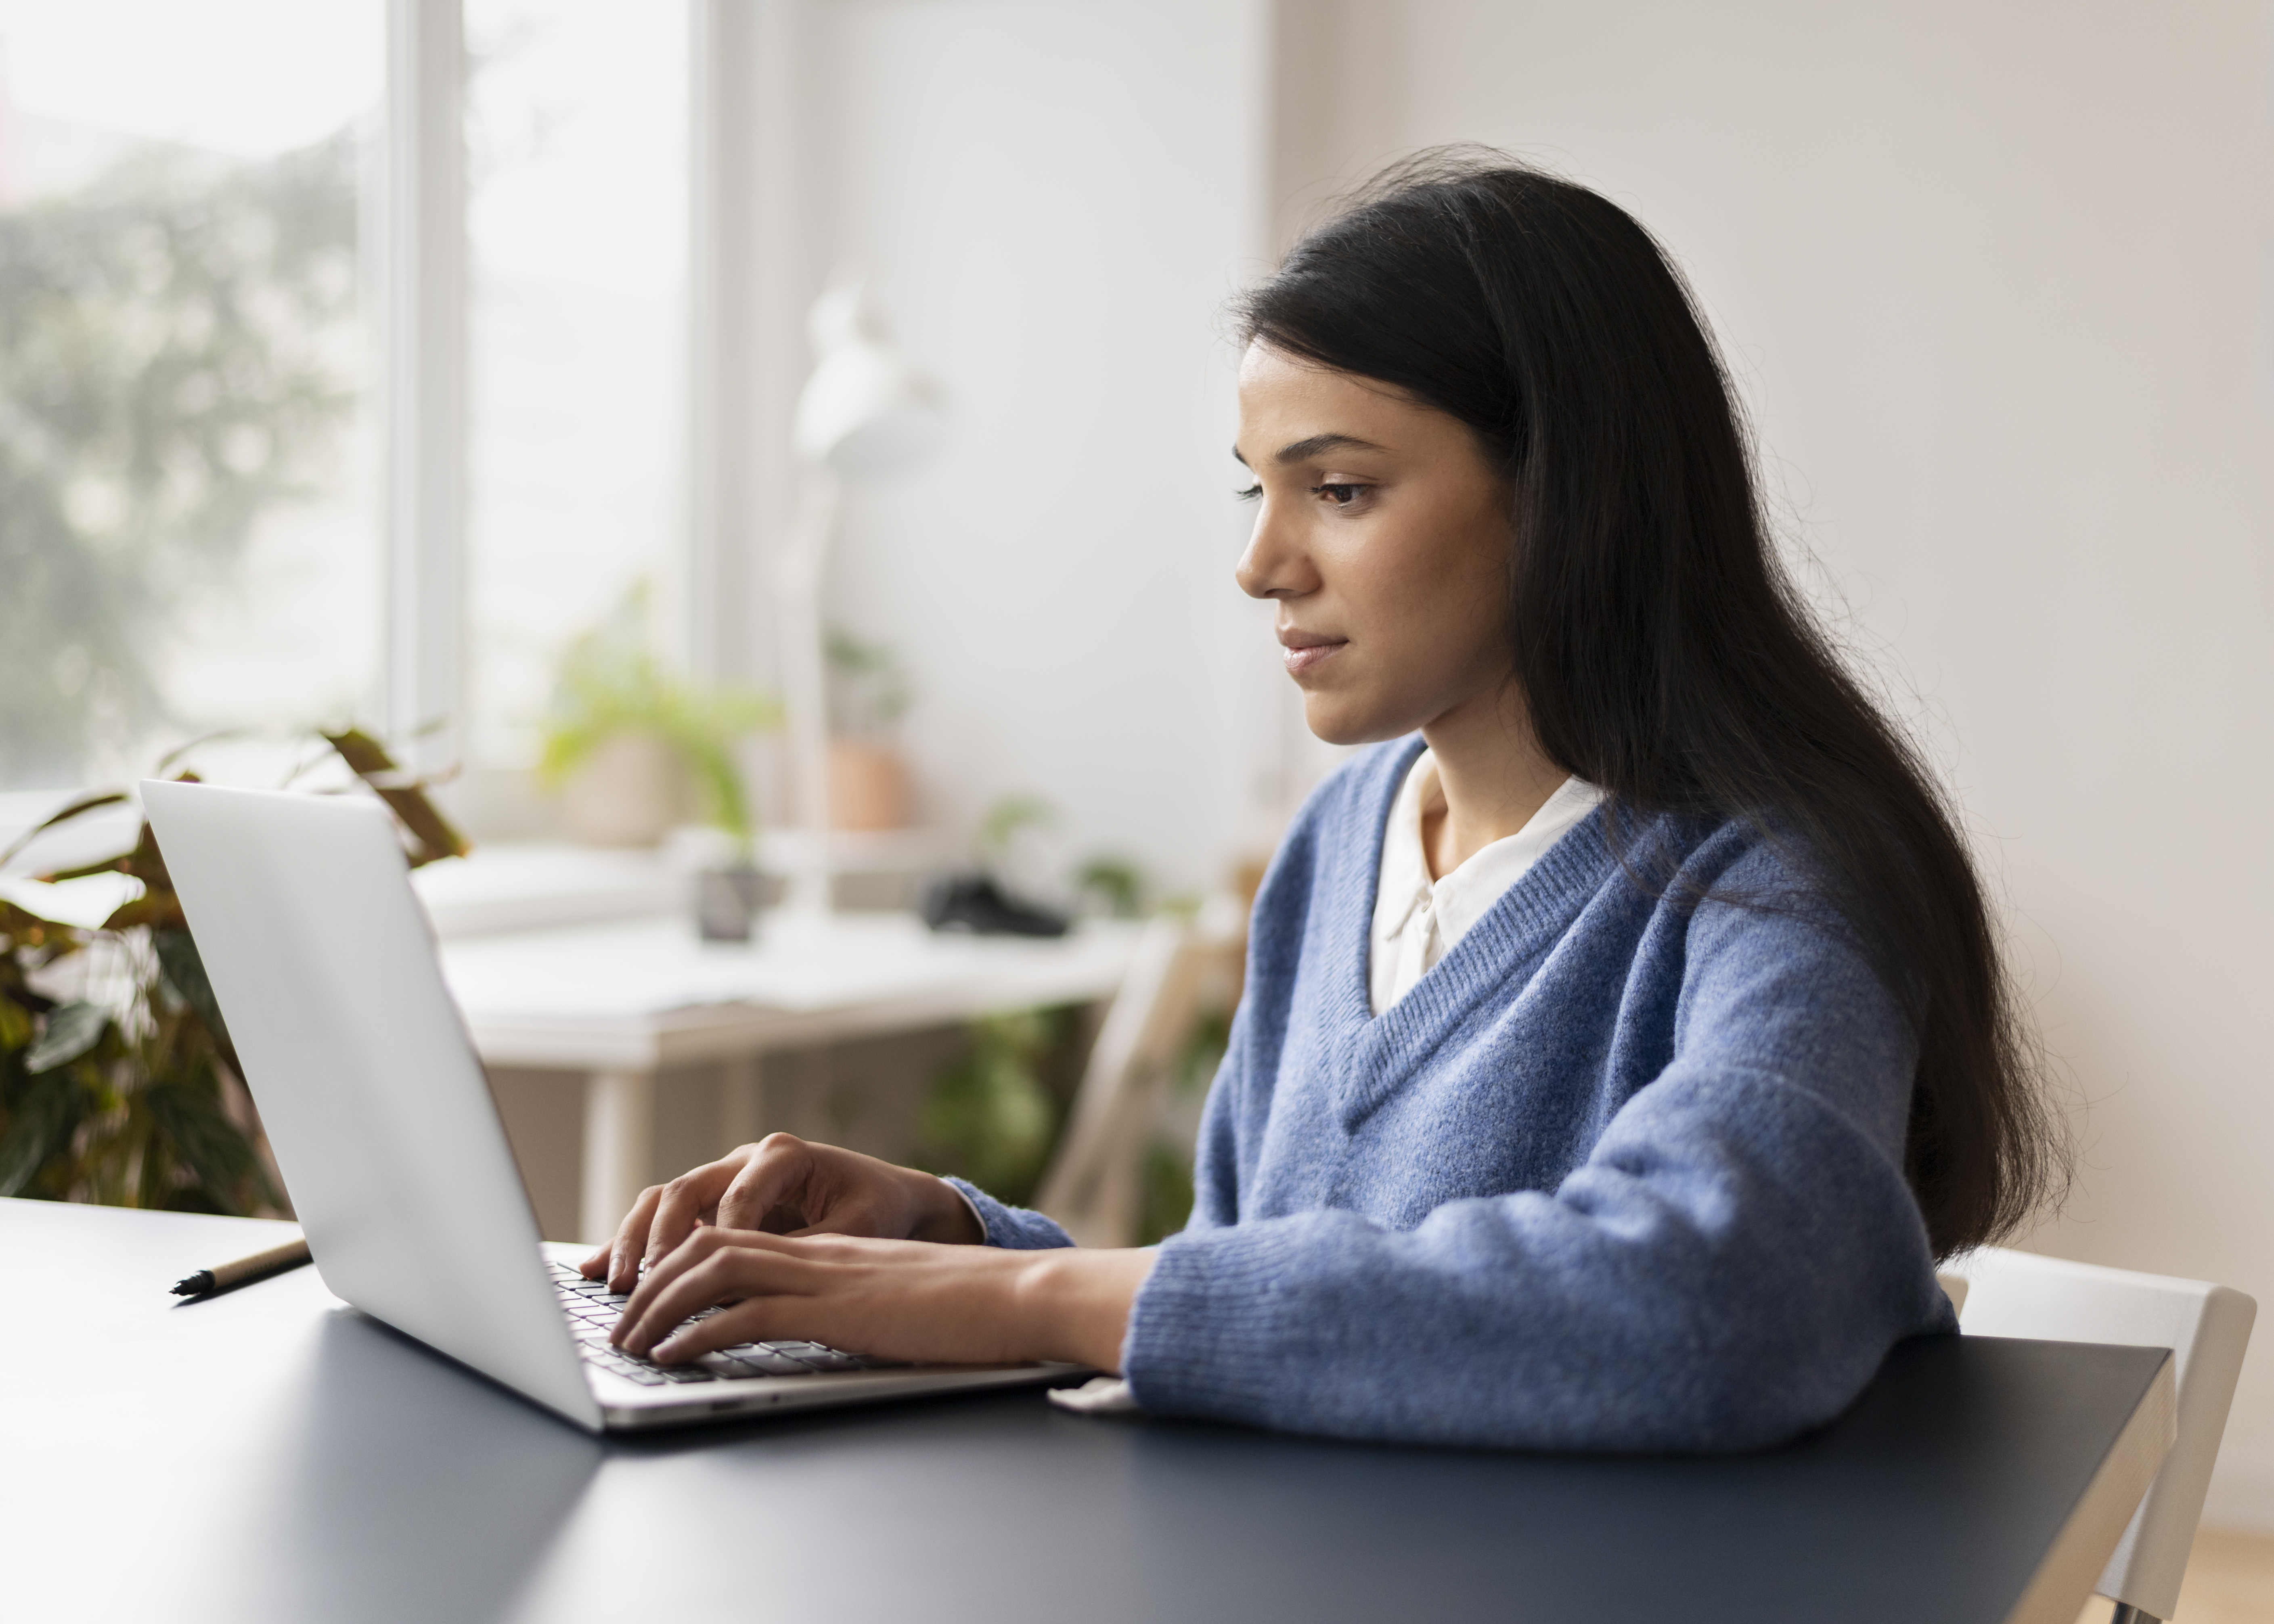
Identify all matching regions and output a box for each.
[6,1200,2168,1624]
[442,912,1144,1069]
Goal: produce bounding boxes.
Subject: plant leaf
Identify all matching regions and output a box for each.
[25,1000,109,1074]
[0,994,31,1053]
[35,855,132,883]
[99,891,186,932]
[144,1078,277,1216]
[978,793,1056,856]
[1,896,77,942]
[152,930,233,1057]
[323,729,471,867]
[154,730,247,774]
[0,791,130,871]
[0,1069,87,1197]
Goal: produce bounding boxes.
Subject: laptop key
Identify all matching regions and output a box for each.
[735,1350,814,1376]
[697,1355,767,1380]
[789,1350,865,1372]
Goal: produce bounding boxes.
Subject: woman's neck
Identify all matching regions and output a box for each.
[1417,689,1568,881]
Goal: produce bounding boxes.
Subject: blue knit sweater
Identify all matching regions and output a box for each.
[955,736,1956,1450]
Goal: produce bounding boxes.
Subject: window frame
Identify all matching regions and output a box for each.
[383,0,768,780]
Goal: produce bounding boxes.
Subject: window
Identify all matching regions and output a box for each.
[0,0,385,790]
[463,0,688,771]
[0,1,746,822]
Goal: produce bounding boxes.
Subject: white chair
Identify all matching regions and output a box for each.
[1942,1248,2256,1624]
[1036,898,1244,1248]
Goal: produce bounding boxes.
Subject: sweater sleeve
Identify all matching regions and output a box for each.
[1118,887,1956,1451]
[941,1176,1075,1250]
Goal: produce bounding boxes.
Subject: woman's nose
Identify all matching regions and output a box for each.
[1235,502,1315,601]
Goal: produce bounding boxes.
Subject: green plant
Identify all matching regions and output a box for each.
[1136,1139,1196,1249]
[0,133,360,786]
[979,804,1151,919]
[915,1005,1086,1206]
[1133,1007,1230,1245]
[537,586,781,850]
[1074,854,1147,919]
[825,626,912,738]
[0,730,466,1213]
[975,793,1055,865]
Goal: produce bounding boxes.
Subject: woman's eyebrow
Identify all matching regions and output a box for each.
[1229,432,1390,468]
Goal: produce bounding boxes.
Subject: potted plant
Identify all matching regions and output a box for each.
[538,595,782,853]
[825,627,913,831]
[0,730,466,1212]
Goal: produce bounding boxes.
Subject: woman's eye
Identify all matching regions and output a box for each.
[1234,482,1263,502]
[1312,483,1368,507]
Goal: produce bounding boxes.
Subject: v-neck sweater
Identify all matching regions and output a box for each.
[1369,751,1605,1014]
[955,735,1956,1450]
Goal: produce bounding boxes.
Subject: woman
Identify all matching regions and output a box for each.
[591,152,2060,1450]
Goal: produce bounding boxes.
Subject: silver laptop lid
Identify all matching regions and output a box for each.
[142,780,602,1430]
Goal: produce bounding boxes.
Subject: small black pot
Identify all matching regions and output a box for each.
[696,865,774,942]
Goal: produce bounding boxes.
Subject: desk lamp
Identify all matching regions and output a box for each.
[777,285,945,913]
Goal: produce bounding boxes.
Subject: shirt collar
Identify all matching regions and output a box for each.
[1372,750,1606,948]
[1371,751,1439,943]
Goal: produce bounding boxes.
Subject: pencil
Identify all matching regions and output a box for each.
[170,1236,312,1296]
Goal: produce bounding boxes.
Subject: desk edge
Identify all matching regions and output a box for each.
[2005,1350,2176,1624]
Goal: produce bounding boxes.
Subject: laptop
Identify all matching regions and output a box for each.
[142,779,1075,1432]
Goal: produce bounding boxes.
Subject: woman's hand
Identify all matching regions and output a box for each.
[578,1133,981,1293]
[608,1226,1158,1374]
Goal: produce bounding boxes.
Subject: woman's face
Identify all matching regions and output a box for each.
[1234,343,1517,746]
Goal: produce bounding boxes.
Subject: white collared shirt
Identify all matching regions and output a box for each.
[1369,751,1606,1016]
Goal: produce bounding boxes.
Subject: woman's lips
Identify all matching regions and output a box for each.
[1281,639,1346,675]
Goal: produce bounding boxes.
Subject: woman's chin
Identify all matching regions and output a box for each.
[1300,696,1410,749]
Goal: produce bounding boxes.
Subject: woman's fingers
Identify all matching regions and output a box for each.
[647,1293,821,1364]
[597,1182,667,1290]
[713,1134,821,1234]
[611,1135,971,1255]
[640,1154,747,1273]
[613,1229,816,1356]
[599,1157,748,1291]
[605,1224,1143,1371]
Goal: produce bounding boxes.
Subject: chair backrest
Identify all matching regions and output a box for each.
[1037,899,1243,1248]
[1946,1247,2255,1620]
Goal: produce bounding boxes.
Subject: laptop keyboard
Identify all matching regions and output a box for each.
[548,1261,907,1387]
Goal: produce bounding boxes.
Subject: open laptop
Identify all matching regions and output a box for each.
[143,779,1074,1432]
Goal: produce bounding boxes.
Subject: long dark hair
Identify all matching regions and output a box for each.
[1241,150,2060,1257]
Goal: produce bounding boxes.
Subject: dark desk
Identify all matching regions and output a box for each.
[5,1200,2170,1624]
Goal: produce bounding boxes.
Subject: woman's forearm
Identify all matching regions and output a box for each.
[1017,1246,1159,1373]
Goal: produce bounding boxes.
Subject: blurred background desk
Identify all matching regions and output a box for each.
[437,909,1143,1243]
[6,1200,2173,1624]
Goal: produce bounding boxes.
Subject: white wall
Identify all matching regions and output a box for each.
[773,0,2274,1518]
[789,0,1287,898]
[1269,0,2274,1522]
